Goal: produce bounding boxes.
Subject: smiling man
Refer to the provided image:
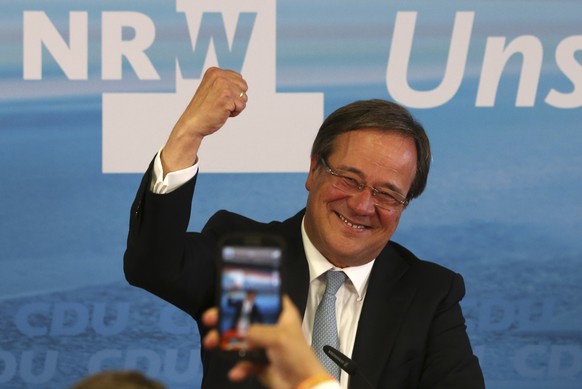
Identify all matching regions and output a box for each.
[124,67,485,389]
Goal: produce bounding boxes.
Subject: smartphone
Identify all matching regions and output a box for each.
[216,232,284,361]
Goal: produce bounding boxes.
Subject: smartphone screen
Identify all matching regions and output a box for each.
[217,234,283,357]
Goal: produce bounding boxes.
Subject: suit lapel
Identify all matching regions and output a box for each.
[350,244,417,388]
[277,210,310,315]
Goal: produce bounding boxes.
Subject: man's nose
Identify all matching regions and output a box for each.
[347,188,376,214]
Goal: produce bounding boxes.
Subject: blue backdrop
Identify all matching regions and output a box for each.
[1,1,581,388]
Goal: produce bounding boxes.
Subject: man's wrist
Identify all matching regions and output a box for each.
[150,148,198,194]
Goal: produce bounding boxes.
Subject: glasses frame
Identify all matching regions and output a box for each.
[320,158,410,208]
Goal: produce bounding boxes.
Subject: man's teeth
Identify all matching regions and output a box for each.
[338,213,365,229]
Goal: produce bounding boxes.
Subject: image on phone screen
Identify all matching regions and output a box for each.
[218,243,282,352]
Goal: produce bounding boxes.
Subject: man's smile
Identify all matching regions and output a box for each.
[336,212,368,230]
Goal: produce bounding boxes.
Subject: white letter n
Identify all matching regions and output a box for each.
[23,11,88,80]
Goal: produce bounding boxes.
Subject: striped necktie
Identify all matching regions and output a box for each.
[311,270,347,380]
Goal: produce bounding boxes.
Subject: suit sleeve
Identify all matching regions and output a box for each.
[123,161,217,322]
[419,273,485,389]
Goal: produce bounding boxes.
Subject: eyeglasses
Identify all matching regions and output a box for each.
[320,158,409,209]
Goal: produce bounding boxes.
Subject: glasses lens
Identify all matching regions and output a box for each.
[337,176,359,192]
[374,192,401,208]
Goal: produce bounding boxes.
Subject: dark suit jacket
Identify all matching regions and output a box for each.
[124,164,485,389]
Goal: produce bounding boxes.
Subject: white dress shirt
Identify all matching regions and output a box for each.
[151,151,373,389]
[150,149,198,194]
[300,222,374,389]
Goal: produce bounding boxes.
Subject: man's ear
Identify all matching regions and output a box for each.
[305,155,318,191]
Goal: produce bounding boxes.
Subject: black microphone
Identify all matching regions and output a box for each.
[323,345,375,389]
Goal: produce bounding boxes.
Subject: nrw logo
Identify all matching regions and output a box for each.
[22,0,324,173]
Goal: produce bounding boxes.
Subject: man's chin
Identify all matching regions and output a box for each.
[326,246,375,268]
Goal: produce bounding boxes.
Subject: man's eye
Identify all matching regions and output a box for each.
[377,191,397,203]
[341,176,360,188]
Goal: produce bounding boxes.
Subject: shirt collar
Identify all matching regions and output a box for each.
[301,217,375,299]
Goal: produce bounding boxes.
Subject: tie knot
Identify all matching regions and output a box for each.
[324,270,346,295]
